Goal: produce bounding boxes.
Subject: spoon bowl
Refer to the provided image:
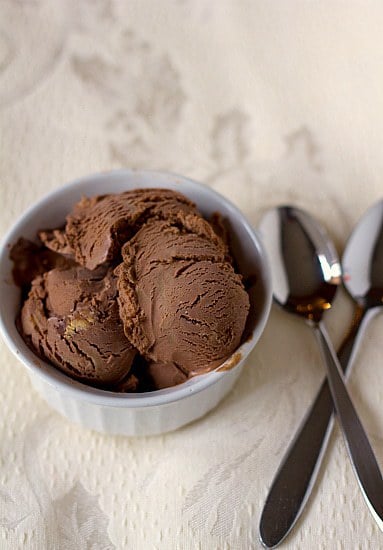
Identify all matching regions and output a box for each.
[343,199,383,309]
[259,206,341,321]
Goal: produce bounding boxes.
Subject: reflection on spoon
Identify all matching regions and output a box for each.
[258,206,383,548]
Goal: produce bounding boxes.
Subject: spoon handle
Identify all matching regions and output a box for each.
[259,307,373,548]
[314,321,383,530]
[336,305,374,371]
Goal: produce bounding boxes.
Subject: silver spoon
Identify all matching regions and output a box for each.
[258,201,383,547]
[258,205,383,548]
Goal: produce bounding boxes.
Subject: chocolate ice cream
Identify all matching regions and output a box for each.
[20,265,136,387]
[10,237,73,290]
[13,188,250,391]
[116,215,250,377]
[39,189,197,270]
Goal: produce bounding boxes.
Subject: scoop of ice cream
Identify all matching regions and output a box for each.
[116,216,250,375]
[39,188,197,270]
[20,266,136,387]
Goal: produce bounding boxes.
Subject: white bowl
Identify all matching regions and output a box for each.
[0,170,272,436]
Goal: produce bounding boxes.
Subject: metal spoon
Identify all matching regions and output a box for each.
[258,205,383,548]
[258,201,383,547]
[342,199,383,335]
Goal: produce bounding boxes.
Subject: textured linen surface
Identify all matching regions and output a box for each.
[1,1,383,549]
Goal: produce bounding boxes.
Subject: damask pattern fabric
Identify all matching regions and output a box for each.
[1,2,383,548]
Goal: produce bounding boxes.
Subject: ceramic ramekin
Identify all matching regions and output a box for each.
[0,170,272,436]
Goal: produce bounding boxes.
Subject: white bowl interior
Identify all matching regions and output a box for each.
[0,170,272,407]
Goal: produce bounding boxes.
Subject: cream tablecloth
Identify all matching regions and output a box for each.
[1,1,383,548]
